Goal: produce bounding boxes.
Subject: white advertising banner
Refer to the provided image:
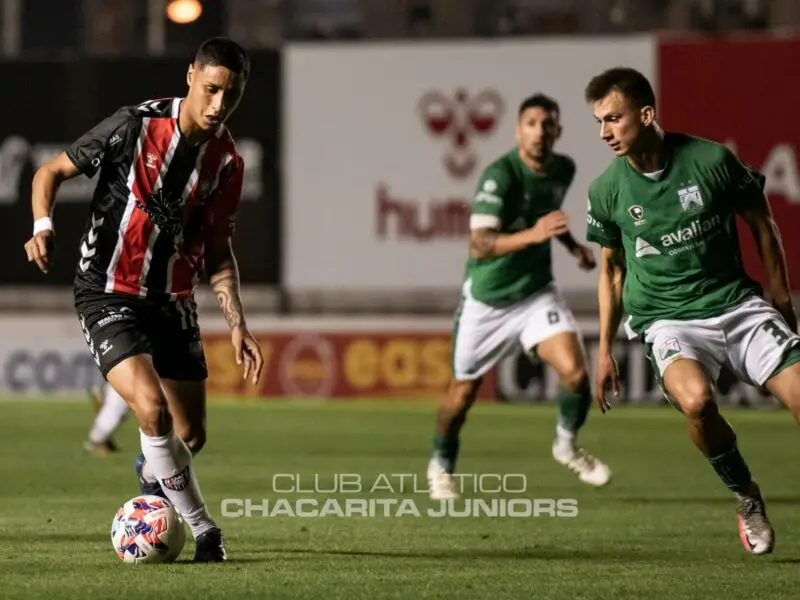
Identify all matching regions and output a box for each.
[284,37,657,292]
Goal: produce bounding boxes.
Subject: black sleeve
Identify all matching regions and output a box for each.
[65,106,135,178]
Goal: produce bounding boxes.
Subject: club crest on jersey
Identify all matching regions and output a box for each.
[137,189,184,235]
[628,205,646,226]
[677,184,703,212]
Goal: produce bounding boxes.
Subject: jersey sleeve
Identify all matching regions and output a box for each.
[720,148,767,210]
[470,166,508,230]
[585,179,622,248]
[205,154,244,238]
[65,107,134,179]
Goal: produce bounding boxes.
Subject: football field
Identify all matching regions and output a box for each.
[1,398,799,599]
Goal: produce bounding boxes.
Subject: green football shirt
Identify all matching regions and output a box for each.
[586,132,763,338]
[465,149,576,304]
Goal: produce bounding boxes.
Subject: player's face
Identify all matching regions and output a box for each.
[592,90,647,157]
[516,106,560,162]
[186,64,247,131]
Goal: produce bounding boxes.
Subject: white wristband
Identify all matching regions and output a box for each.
[33,217,54,236]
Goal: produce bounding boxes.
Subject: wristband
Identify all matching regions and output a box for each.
[33,217,53,236]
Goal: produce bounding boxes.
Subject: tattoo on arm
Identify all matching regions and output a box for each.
[469,228,498,259]
[211,272,245,330]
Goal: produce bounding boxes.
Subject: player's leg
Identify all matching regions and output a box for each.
[143,296,224,562]
[721,298,800,554]
[650,321,772,555]
[429,376,483,500]
[85,383,129,455]
[520,287,610,486]
[106,356,223,562]
[535,332,610,486]
[162,379,207,454]
[136,380,207,483]
[732,297,800,422]
[77,294,225,562]
[428,291,517,500]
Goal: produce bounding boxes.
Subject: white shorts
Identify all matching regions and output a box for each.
[644,295,800,392]
[452,281,579,381]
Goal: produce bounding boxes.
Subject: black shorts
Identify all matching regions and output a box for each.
[74,290,208,381]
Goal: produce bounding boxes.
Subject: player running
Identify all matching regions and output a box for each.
[24,37,263,563]
[585,67,800,555]
[427,94,611,501]
[85,383,129,455]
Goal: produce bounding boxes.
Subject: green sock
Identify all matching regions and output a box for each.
[557,379,592,434]
[432,434,459,474]
[708,439,753,494]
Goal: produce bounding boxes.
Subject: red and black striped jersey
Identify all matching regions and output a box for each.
[67,97,243,301]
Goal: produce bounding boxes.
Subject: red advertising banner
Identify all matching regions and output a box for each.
[204,331,497,400]
[658,38,800,290]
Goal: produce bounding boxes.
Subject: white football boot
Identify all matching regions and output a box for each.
[737,482,775,555]
[427,457,460,501]
[552,441,612,487]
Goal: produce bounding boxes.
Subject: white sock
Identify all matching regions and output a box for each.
[89,385,129,443]
[139,429,216,539]
[555,424,576,454]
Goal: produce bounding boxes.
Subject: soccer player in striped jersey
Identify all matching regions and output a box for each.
[24,37,264,563]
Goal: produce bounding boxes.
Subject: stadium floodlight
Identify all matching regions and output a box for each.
[166,0,203,24]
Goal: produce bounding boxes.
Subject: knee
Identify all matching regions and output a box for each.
[674,381,717,420]
[559,365,589,394]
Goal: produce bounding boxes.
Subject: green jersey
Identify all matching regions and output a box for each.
[585,132,764,338]
[466,149,576,304]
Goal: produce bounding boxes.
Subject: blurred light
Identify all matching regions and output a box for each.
[167,0,203,24]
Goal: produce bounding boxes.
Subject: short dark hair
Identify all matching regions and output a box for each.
[195,37,250,80]
[518,93,560,118]
[584,67,655,108]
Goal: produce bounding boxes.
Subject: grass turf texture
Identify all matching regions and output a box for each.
[0,398,799,599]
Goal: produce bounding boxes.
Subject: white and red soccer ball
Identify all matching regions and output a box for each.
[111,495,186,563]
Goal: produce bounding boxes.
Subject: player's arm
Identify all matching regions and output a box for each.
[204,155,264,384]
[470,214,568,260]
[595,246,626,412]
[586,191,625,410]
[25,108,130,274]
[24,153,83,273]
[469,171,568,259]
[734,179,797,332]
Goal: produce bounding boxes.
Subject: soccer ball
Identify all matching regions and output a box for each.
[111,495,186,563]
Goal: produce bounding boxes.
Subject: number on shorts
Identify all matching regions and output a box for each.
[762,319,790,345]
[547,311,560,325]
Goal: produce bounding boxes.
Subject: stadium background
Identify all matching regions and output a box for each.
[2,0,797,407]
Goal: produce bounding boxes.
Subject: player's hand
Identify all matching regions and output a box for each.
[24,230,55,274]
[594,350,620,413]
[528,210,569,244]
[231,325,264,385]
[572,244,596,271]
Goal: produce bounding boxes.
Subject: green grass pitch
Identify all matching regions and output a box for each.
[0,397,799,599]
